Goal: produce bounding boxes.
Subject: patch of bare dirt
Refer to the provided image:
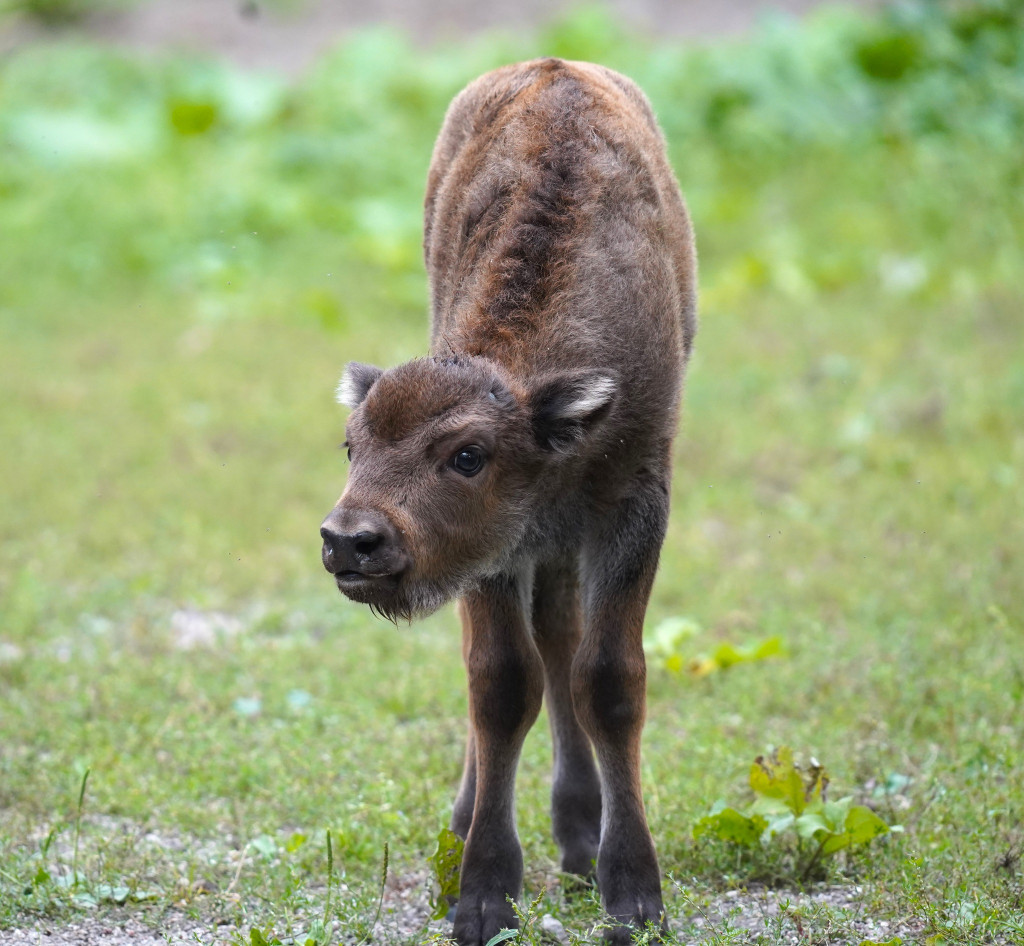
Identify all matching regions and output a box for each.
[0,880,946,946]
[682,884,928,944]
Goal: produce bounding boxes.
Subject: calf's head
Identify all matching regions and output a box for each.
[320,355,615,621]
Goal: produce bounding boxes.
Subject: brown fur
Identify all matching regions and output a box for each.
[321,58,696,944]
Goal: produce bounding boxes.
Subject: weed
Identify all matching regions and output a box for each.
[694,748,899,883]
[70,768,89,892]
[428,828,464,922]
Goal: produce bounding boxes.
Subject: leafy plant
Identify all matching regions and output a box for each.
[645,617,785,676]
[428,827,464,921]
[694,747,900,882]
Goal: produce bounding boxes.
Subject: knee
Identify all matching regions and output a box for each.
[468,647,544,738]
[571,650,646,741]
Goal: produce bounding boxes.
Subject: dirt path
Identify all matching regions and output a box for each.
[3,0,878,75]
[0,882,934,946]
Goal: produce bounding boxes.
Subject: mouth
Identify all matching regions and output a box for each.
[334,569,401,597]
[333,569,413,622]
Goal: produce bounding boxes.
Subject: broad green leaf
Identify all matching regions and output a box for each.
[693,806,767,846]
[764,813,795,840]
[750,746,806,814]
[751,636,785,660]
[843,805,891,845]
[750,794,791,817]
[710,642,746,669]
[817,829,851,853]
[819,805,890,855]
[427,827,464,921]
[860,938,902,945]
[484,930,519,946]
[750,747,831,817]
[794,812,830,839]
[823,796,854,829]
[705,636,786,673]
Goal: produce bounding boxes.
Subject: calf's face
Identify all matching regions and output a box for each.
[320,356,615,621]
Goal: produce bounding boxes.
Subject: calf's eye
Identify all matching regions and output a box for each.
[451,446,485,477]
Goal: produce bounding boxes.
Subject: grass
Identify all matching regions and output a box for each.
[1,1,1023,943]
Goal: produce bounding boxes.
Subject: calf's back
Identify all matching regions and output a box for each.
[424,58,696,465]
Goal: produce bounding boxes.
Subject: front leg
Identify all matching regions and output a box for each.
[454,574,545,946]
[451,601,478,841]
[574,476,670,942]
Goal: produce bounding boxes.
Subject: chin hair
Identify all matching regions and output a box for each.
[355,575,469,625]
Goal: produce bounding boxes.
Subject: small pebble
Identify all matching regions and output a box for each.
[540,914,568,943]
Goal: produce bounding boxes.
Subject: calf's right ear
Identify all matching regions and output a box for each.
[336,362,384,408]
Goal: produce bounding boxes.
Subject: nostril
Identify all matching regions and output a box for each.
[352,531,384,556]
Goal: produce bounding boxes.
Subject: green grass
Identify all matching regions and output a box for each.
[1,1,1023,943]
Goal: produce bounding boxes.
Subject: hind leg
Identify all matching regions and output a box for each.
[532,555,602,877]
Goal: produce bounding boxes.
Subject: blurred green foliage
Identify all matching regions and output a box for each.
[0,0,302,25]
[1,0,1022,312]
[2,0,1021,602]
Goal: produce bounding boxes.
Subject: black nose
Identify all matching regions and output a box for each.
[320,526,383,562]
[320,513,405,577]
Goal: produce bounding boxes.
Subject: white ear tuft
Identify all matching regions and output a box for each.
[557,376,617,420]
[336,371,359,407]
[530,371,618,453]
[335,361,384,409]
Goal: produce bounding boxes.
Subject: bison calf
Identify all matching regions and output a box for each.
[321,58,696,944]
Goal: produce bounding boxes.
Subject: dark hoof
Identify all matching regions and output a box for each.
[602,917,667,946]
[560,847,598,879]
[603,917,668,944]
[559,870,596,901]
[451,894,518,946]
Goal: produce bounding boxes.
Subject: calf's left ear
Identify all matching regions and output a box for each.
[530,370,617,452]
[336,362,384,408]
